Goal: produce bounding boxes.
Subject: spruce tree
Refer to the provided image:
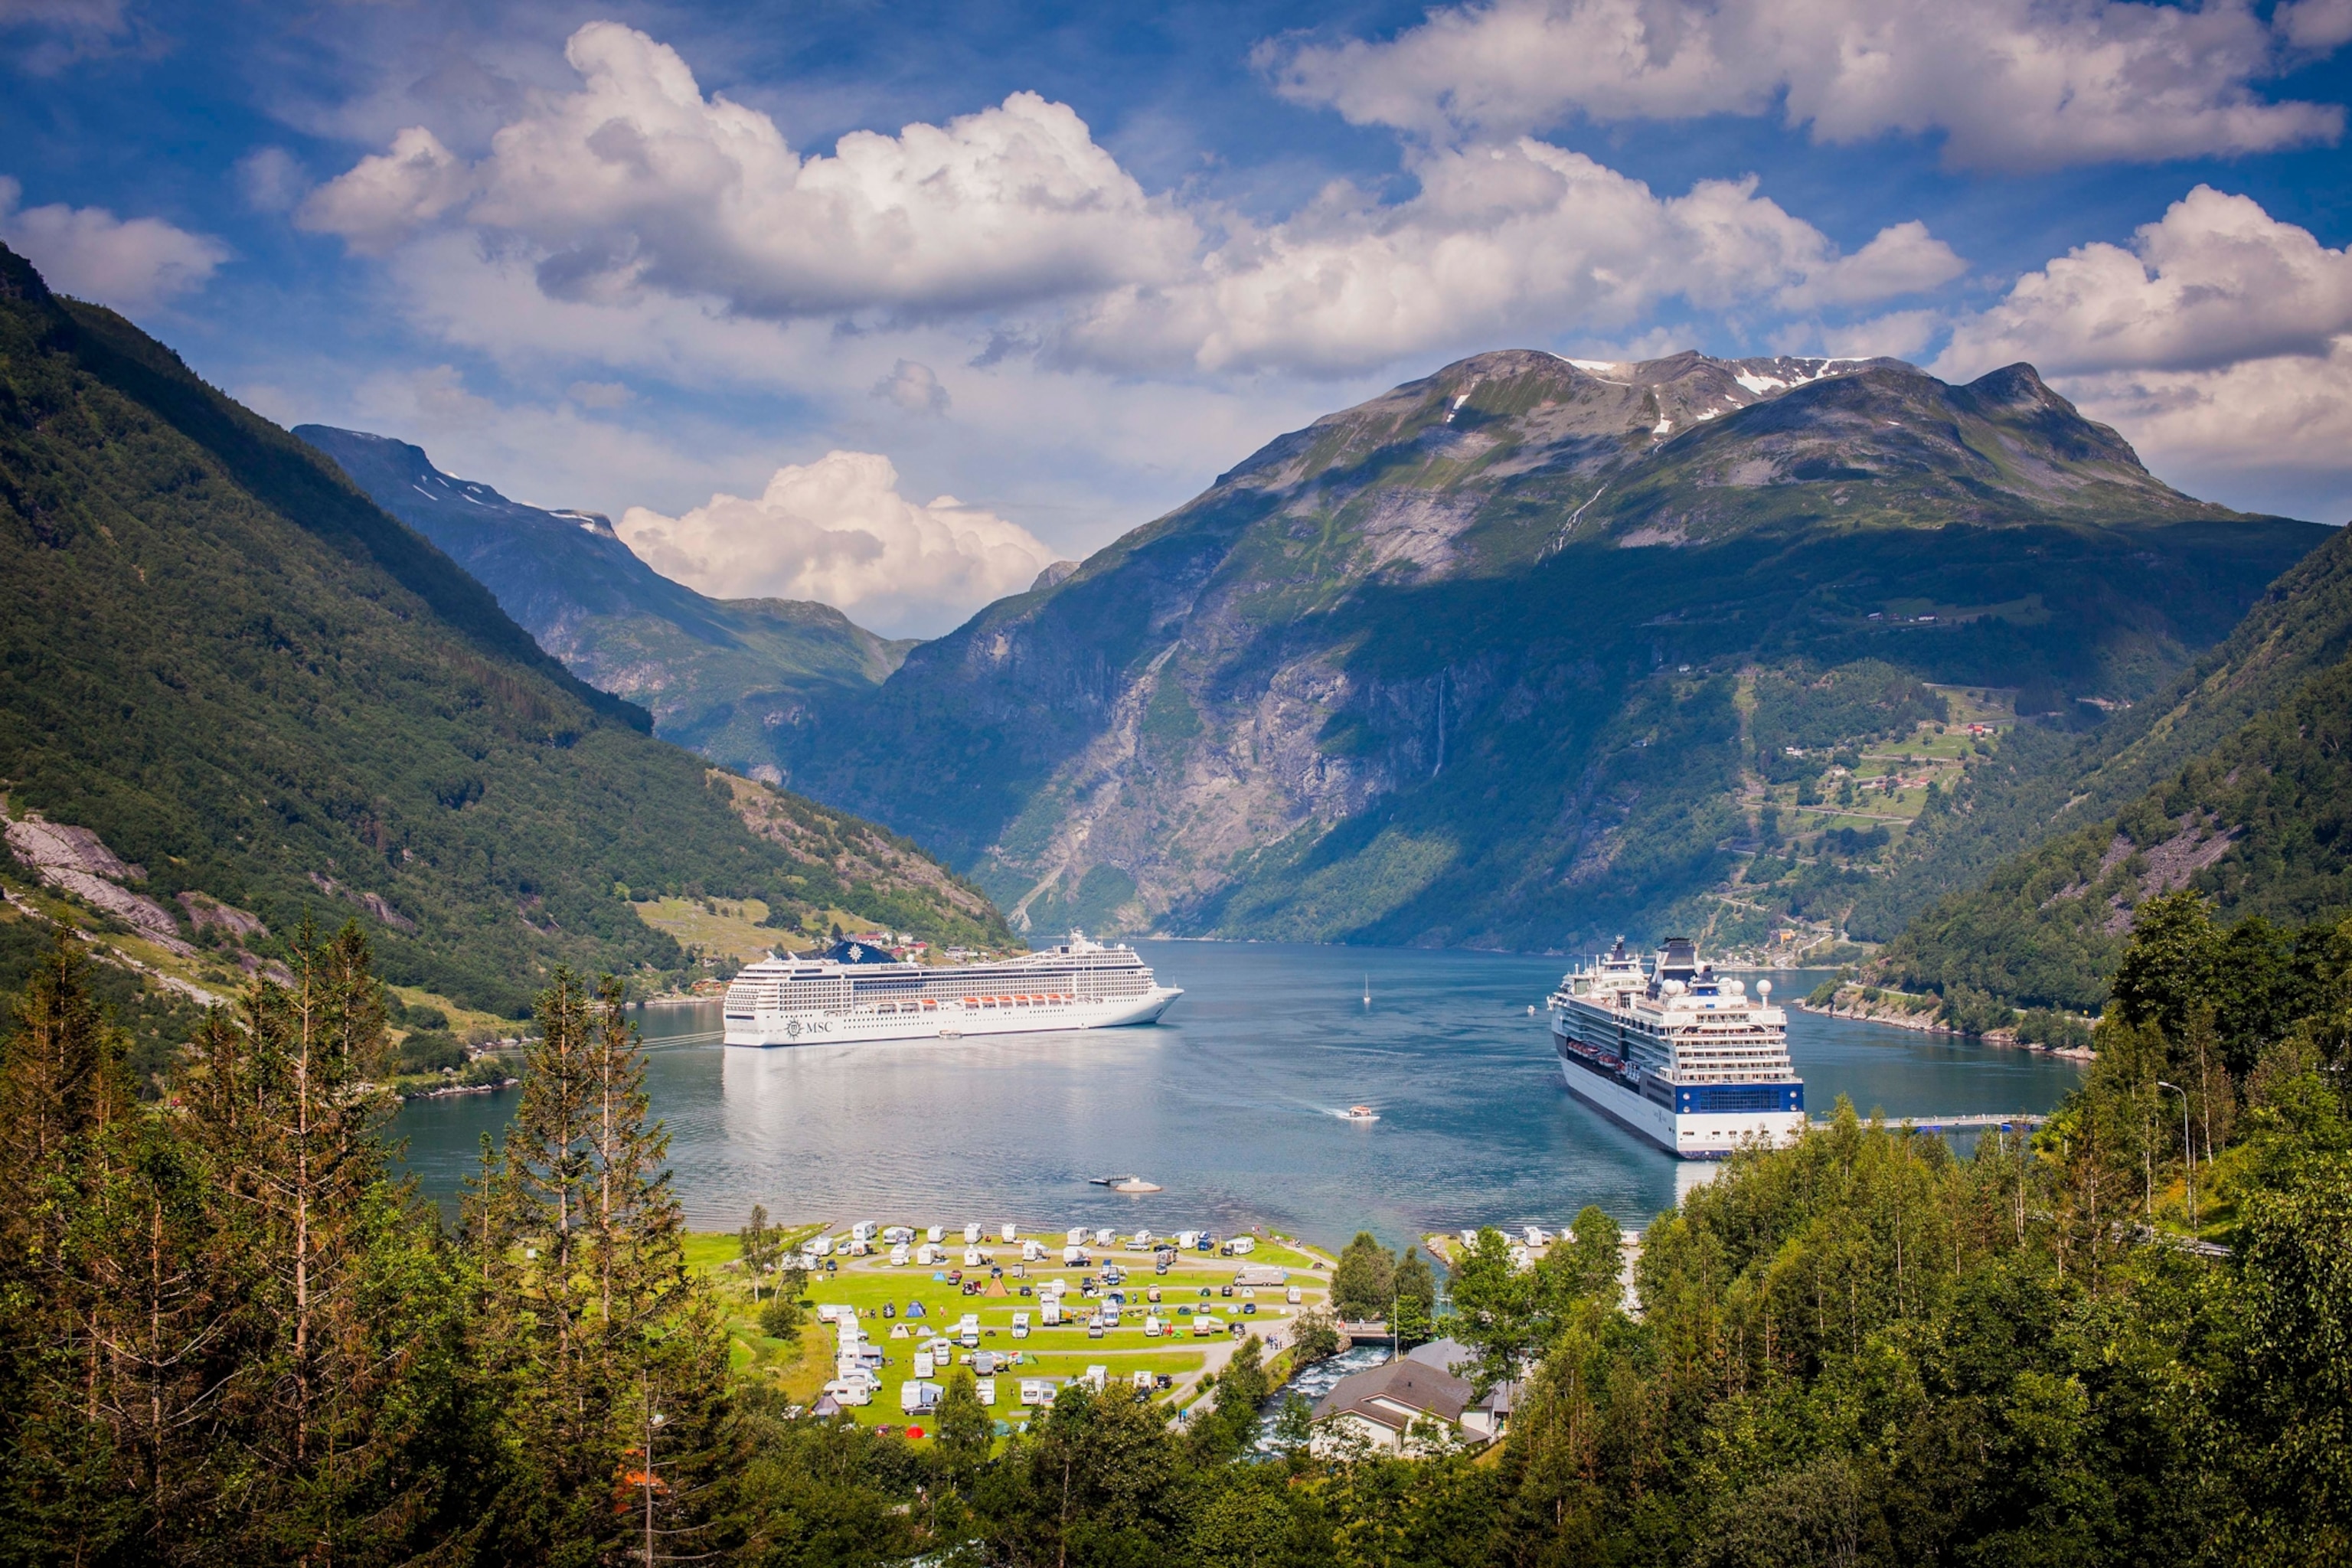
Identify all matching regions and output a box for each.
[477,970,729,1564]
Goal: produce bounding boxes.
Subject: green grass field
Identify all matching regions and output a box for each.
[688,1226,1334,1432]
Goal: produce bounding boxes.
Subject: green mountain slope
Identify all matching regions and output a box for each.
[0,245,1010,1014]
[769,349,2324,949]
[1880,524,2352,1011]
[296,426,916,773]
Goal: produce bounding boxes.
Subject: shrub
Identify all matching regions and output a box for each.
[759,1295,805,1340]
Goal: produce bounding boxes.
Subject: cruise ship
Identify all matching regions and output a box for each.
[1545,937,1804,1158]
[722,933,1181,1047]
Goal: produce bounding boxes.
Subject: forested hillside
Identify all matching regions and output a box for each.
[0,244,1011,1016]
[1880,525,2352,1011]
[5,890,2346,1563]
[769,349,2320,950]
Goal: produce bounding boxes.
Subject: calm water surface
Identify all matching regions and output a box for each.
[396,942,2080,1253]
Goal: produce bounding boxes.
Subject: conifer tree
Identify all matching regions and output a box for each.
[478,969,729,1564]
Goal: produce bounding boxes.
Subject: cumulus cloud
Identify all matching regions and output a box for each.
[298,126,475,255]
[0,177,227,311]
[1939,187,2352,518]
[1939,185,2352,378]
[874,358,950,415]
[305,21,1957,381]
[308,23,1199,315]
[1054,142,1961,375]
[616,451,1050,631]
[1264,0,2347,170]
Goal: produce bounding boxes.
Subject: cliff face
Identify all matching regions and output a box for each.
[773,349,2321,949]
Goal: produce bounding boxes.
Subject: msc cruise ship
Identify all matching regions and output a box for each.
[1546,937,1805,1158]
[722,933,1181,1047]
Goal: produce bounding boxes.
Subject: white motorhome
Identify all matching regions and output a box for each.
[1011,1312,1031,1339]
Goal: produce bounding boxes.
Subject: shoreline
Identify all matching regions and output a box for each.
[1795,999,2096,1060]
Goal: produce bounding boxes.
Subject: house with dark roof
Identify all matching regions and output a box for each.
[1404,1338,1521,1439]
[1310,1357,1481,1455]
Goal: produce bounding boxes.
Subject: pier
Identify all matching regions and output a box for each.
[1815,1112,2048,1132]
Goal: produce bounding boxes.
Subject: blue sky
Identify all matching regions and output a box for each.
[5,0,2351,635]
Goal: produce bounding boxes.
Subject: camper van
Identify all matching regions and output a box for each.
[1021,1239,1046,1262]
[975,1376,997,1406]
[1018,1377,1058,1406]
[926,1225,944,1244]
[822,1377,874,1406]
[1092,1227,1115,1248]
[958,1314,981,1348]
[1040,1296,1062,1326]
[999,1223,1018,1243]
[963,1223,982,1245]
[963,1246,985,1268]
[889,1243,910,1267]
[1230,1236,1256,1255]
[900,1380,942,1415]
[1062,1245,1086,1267]
[1011,1312,1031,1339]
[851,1221,877,1243]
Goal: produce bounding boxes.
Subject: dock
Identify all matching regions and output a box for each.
[1816,1112,2048,1132]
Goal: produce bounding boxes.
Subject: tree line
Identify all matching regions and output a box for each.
[2,897,2348,1565]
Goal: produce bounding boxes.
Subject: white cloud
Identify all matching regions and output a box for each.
[874,358,950,415]
[298,126,475,255]
[309,23,1200,316]
[2278,0,2352,51]
[1775,308,1944,360]
[1265,0,2347,170]
[616,451,1051,633]
[1939,187,2352,519]
[305,21,1957,382]
[565,378,632,409]
[235,147,309,214]
[1053,142,1959,375]
[1939,185,2352,378]
[0,177,227,311]
[1775,221,1965,310]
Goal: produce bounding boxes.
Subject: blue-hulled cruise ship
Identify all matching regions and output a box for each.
[1546,937,1804,1158]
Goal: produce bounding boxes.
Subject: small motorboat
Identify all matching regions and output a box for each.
[1089,1174,1137,1187]
[1112,1178,1162,1194]
[1341,1105,1380,1122]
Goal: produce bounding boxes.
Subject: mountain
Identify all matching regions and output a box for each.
[1877,523,2352,1012]
[296,425,916,773]
[0,243,1011,1018]
[765,348,2324,949]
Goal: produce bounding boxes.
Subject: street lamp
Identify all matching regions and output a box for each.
[2158,1081,2194,1228]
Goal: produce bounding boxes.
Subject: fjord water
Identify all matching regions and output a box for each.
[395,941,2081,1251]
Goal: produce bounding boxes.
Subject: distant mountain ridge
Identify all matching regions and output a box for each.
[297,426,916,773]
[762,348,2321,949]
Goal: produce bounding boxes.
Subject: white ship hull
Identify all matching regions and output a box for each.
[1553,1029,1805,1158]
[725,988,1179,1047]
[723,930,1179,1049]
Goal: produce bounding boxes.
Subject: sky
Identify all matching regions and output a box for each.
[5,0,2352,636]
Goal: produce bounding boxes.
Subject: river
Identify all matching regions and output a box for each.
[394,940,2080,1253]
